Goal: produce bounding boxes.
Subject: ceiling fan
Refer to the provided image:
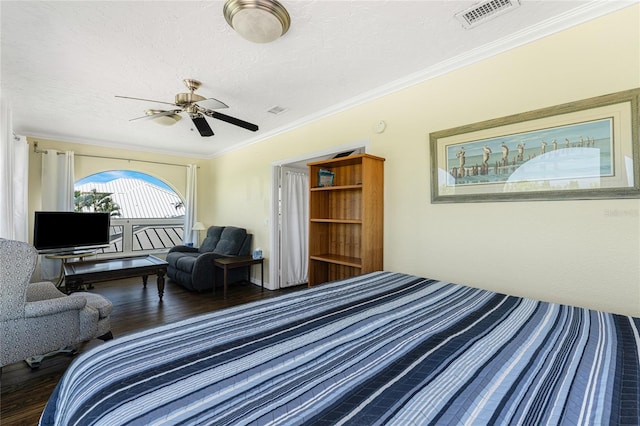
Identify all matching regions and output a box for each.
[116,79,259,137]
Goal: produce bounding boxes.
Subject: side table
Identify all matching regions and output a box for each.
[213,256,264,299]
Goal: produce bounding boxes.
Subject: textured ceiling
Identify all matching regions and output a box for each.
[1,1,634,158]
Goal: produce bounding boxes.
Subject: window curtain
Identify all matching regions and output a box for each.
[183,164,198,246]
[40,149,75,279]
[281,169,308,287]
[0,98,28,241]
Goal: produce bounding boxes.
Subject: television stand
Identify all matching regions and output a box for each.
[45,251,97,288]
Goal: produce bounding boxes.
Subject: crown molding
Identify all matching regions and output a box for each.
[213,1,637,159]
[23,131,209,159]
[333,1,636,110]
[24,1,638,160]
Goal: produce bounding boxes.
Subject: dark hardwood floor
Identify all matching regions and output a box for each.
[1,277,303,425]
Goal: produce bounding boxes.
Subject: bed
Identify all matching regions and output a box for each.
[40,271,640,425]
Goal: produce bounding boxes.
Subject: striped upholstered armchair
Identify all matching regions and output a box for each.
[0,239,112,368]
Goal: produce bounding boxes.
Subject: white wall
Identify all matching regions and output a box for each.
[203,6,640,315]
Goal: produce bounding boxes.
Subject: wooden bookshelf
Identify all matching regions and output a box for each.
[307,154,384,286]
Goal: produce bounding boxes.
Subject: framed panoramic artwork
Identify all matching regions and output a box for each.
[429,88,640,203]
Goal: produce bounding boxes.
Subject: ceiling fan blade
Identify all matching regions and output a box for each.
[115,95,177,107]
[129,109,182,122]
[196,98,229,110]
[204,110,259,132]
[191,115,214,137]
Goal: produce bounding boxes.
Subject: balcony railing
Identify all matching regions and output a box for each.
[96,218,184,254]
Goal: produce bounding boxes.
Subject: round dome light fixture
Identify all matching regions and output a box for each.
[224,0,291,43]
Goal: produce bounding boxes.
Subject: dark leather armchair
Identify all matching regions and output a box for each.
[167,226,252,291]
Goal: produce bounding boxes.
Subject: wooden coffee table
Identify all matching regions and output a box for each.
[63,255,168,300]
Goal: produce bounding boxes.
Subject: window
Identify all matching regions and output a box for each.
[75,171,184,254]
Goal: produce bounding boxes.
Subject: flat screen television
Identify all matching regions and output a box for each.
[33,211,111,253]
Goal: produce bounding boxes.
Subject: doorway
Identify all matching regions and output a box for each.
[269,141,368,290]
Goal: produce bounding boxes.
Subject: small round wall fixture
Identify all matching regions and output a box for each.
[224,0,291,43]
[373,120,387,134]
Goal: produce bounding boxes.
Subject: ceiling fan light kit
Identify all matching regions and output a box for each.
[145,109,182,126]
[223,0,291,43]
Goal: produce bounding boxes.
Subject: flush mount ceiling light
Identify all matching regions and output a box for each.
[224,0,291,43]
[145,109,182,126]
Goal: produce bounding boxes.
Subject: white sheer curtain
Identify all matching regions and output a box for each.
[183,164,198,246]
[281,169,308,287]
[40,149,75,279]
[0,98,28,241]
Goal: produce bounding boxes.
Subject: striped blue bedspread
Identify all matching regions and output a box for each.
[40,272,640,425]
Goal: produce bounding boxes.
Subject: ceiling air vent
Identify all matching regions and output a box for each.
[267,105,288,115]
[455,0,521,29]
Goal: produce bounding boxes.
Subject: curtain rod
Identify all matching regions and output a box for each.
[33,141,192,168]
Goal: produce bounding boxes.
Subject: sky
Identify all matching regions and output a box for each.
[75,170,173,191]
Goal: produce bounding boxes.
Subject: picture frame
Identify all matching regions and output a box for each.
[318,168,335,187]
[429,88,640,203]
